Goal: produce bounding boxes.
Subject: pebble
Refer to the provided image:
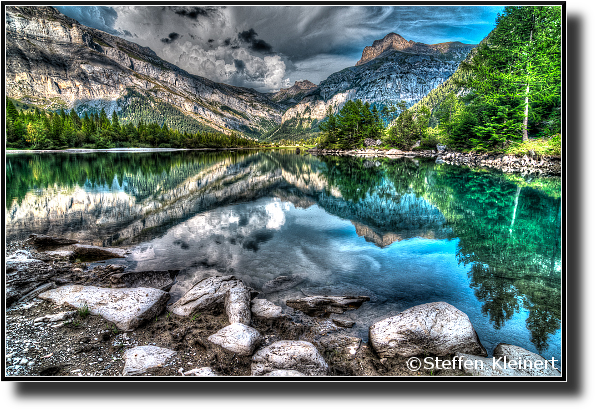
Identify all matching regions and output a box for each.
[19,358,28,365]
[98,358,103,362]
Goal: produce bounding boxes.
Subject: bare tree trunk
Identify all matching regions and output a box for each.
[509,185,522,236]
[522,28,534,142]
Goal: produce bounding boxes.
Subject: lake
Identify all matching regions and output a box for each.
[5,149,562,365]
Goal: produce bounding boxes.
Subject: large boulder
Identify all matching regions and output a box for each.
[38,285,169,331]
[369,302,487,358]
[286,295,370,317]
[456,345,561,377]
[251,340,328,376]
[207,323,263,356]
[169,276,255,325]
[122,346,176,376]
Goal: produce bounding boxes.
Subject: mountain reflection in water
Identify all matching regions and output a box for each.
[6,150,562,363]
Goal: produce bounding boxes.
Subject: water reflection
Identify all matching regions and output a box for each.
[5,150,561,360]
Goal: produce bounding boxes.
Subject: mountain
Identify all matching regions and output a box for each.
[5,6,283,137]
[356,32,475,66]
[269,80,318,108]
[278,33,476,128]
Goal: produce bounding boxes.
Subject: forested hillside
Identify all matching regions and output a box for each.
[5,98,260,150]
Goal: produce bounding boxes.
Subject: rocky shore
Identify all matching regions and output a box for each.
[5,234,561,378]
[307,147,561,176]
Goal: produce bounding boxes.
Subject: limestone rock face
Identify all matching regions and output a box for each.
[369,302,487,358]
[251,340,328,376]
[38,285,169,331]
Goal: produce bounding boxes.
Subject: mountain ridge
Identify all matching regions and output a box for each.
[356,32,476,66]
[5,6,283,137]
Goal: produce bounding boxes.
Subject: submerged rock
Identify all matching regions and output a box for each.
[72,244,126,261]
[27,234,78,250]
[369,301,487,358]
[110,270,178,291]
[262,274,305,293]
[38,285,169,331]
[286,295,370,317]
[251,340,328,376]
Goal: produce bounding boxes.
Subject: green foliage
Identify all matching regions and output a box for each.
[77,304,91,319]
[416,6,561,152]
[318,100,384,149]
[385,102,431,149]
[5,97,261,150]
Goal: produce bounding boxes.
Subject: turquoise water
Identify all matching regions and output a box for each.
[5,150,562,365]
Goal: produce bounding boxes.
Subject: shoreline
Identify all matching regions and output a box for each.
[308,148,562,176]
[5,235,562,378]
[6,146,560,175]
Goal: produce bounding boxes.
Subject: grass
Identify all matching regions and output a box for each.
[505,134,561,156]
[77,304,90,319]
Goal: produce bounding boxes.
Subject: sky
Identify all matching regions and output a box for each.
[55,5,504,93]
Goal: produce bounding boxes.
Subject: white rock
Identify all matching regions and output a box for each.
[34,310,77,323]
[369,302,487,358]
[225,285,251,325]
[122,346,176,376]
[39,285,169,331]
[251,299,283,319]
[169,275,242,317]
[251,340,328,376]
[455,348,561,377]
[262,369,306,377]
[183,367,219,376]
[208,323,262,356]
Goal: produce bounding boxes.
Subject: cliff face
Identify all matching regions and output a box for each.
[5,6,283,136]
[280,33,475,124]
[282,36,473,122]
[356,33,475,66]
[269,80,318,108]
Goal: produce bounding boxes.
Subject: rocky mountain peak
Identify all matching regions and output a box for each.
[270,79,318,107]
[356,32,476,66]
[292,80,317,90]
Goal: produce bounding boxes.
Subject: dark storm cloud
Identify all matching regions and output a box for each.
[171,6,218,20]
[234,59,246,71]
[161,32,180,44]
[238,29,273,53]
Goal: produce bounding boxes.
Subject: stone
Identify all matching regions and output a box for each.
[183,367,218,376]
[369,301,487,358]
[318,334,362,360]
[493,344,561,376]
[225,284,252,325]
[251,299,283,319]
[39,285,169,331]
[286,295,370,317]
[27,234,78,249]
[262,370,306,377]
[455,349,560,377]
[169,275,255,323]
[122,346,176,376]
[72,245,126,261]
[34,310,77,323]
[251,340,328,376]
[207,323,263,356]
[262,274,305,293]
[436,144,446,152]
[110,270,178,291]
[330,315,355,328]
